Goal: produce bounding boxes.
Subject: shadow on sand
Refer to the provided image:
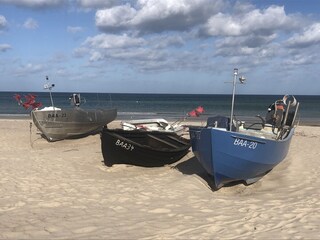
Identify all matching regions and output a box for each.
[172,156,217,190]
[173,155,246,191]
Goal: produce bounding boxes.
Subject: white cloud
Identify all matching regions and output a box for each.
[196,4,304,66]
[88,51,103,62]
[283,54,315,66]
[15,63,44,76]
[217,34,277,49]
[96,0,224,33]
[82,33,148,62]
[76,0,116,9]
[84,33,145,49]
[96,4,137,31]
[201,5,295,37]
[0,0,66,9]
[0,15,8,30]
[79,31,212,72]
[67,26,83,33]
[0,43,11,52]
[23,18,38,29]
[72,47,89,58]
[132,0,222,25]
[215,43,277,64]
[202,13,241,36]
[80,1,320,76]
[151,35,185,49]
[286,23,320,48]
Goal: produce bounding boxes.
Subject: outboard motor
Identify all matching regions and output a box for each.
[274,100,286,127]
[265,99,285,127]
[265,95,298,128]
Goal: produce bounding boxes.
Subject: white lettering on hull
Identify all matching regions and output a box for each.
[115,139,134,151]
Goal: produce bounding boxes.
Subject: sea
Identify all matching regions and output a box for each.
[1,91,319,126]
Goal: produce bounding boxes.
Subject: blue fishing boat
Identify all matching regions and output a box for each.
[189,68,299,189]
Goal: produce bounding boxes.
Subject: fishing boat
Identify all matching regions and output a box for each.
[31,77,117,142]
[101,128,190,167]
[189,68,299,189]
[121,118,186,135]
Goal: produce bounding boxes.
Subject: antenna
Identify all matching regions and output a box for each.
[229,68,246,131]
[44,76,55,108]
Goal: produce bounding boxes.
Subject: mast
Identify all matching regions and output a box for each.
[229,68,246,131]
[229,68,238,131]
[44,76,55,108]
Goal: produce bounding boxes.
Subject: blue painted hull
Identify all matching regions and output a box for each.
[189,127,294,189]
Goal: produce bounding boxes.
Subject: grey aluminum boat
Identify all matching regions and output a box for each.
[32,106,117,142]
[31,77,117,142]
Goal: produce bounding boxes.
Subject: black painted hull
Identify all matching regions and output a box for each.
[101,128,190,167]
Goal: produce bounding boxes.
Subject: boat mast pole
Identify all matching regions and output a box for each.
[45,76,54,108]
[49,88,54,108]
[230,68,238,131]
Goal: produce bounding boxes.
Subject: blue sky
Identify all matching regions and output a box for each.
[0,0,320,94]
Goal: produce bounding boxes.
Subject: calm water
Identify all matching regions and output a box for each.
[1,92,319,125]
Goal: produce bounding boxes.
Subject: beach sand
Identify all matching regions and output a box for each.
[0,119,319,239]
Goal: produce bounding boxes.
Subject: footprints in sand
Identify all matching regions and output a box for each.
[0,201,26,212]
[38,202,62,208]
[72,226,98,234]
[1,121,319,239]
[149,208,171,214]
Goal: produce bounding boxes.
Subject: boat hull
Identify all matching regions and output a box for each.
[189,127,294,189]
[32,108,117,141]
[101,128,190,167]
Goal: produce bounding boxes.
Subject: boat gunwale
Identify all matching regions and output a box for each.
[103,128,190,153]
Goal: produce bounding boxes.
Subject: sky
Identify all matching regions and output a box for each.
[0,0,320,94]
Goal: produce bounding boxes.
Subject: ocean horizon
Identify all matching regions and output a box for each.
[1,91,319,126]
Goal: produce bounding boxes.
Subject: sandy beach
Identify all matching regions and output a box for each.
[0,119,319,239]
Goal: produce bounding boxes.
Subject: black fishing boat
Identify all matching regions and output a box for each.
[101,127,190,167]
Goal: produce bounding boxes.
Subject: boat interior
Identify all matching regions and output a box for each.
[111,130,189,150]
[206,96,300,141]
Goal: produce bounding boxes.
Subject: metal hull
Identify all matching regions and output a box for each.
[101,128,190,167]
[32,108,117,141]
[189,127,294,189]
